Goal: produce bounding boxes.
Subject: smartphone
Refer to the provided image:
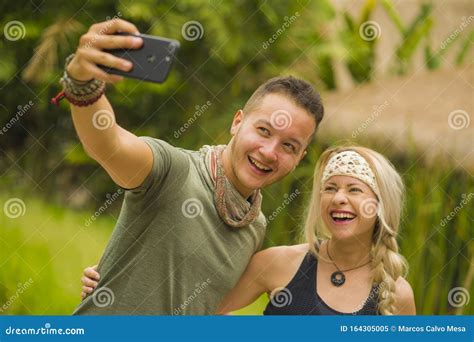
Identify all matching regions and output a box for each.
[99,33,180,83]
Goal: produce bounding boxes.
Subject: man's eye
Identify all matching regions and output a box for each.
[283,143,295,152]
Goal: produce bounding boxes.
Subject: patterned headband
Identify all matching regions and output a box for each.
[321,150,379,196]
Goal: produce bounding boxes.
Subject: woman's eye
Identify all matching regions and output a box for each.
[349,188,362,193]
[324,186,336,192]
[258,127,270,135]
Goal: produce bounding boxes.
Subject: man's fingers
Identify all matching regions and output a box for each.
[81,276,98,288]
[83,63,124,83]
[84,266,100,280]
[80,33,143,50]
[82,286,95,294]
[78,48,133,73]
[89,19,139,35]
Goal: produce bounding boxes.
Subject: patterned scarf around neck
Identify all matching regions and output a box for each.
[199,145,262,228]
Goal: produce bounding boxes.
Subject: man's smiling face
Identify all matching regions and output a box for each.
[222,93,317,198]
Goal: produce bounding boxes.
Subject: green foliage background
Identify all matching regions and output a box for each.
[0,0,472,315]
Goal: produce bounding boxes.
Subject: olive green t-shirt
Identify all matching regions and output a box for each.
[73,137,266,315]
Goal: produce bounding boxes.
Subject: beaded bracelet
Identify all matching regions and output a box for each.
[51,54,106,107]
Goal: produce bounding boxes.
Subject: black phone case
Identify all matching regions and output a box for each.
[99,33,180,83]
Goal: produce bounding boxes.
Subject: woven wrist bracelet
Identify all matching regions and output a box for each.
[51,53,106,107]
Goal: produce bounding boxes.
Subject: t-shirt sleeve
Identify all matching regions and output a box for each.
[254,213,268,252]
[123,137,190,196]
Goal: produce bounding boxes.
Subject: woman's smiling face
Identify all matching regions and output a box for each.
[320,175,378,241]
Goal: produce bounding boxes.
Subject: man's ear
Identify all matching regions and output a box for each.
[230,109,244,136]
[299,150,308,162]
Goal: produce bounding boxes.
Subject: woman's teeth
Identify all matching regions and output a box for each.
[331,212,356,222]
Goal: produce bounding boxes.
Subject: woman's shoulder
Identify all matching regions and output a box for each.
[251,244,309,288]
[393,276,416,315]
[254,243,309,263]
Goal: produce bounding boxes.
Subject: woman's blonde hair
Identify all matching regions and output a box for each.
[304,146,408,315]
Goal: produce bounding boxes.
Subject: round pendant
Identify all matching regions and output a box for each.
[331,271,345,287]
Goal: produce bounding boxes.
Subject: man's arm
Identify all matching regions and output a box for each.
[70,96,152,189]
[67,19,152,189]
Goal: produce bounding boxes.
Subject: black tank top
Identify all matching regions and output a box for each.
[264,252,379,315]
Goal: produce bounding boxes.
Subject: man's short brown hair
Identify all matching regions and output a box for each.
[243,76,324,128]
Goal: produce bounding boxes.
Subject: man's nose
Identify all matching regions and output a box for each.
[259,141,278,163]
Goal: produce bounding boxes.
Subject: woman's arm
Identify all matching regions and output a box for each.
[394,277,416,315]
[216,245,306,314]
[80,265,99,299]
[215,250,271,314]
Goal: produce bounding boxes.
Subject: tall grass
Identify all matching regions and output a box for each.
[0,196,113,314]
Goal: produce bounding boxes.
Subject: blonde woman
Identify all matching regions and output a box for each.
[81,146,416,315]
[216,146,416,315]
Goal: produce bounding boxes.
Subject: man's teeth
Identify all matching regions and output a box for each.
[250,157,271,171]
[331,212,356,219]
